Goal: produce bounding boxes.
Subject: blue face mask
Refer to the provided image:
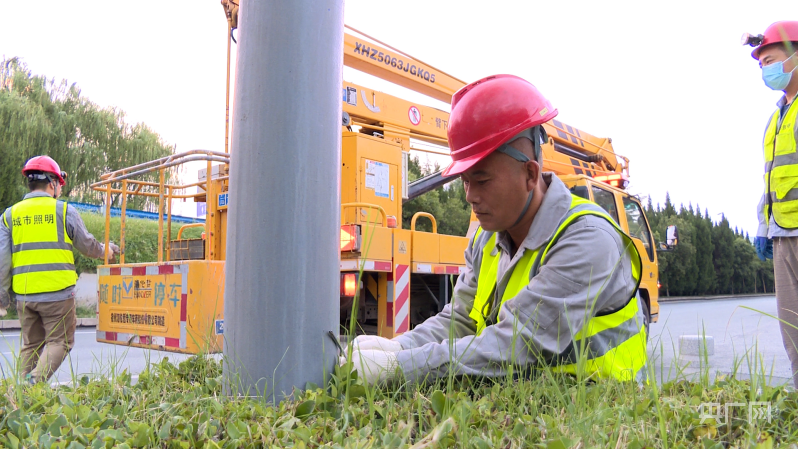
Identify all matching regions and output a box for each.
[762,53,797,91]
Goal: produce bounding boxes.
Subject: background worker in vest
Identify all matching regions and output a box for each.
[343,75,646,385]
[746,21,798,389]
[0,156,119,384]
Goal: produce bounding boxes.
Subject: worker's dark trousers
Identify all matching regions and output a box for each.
[19,298,76,381]
[774,237,798,388]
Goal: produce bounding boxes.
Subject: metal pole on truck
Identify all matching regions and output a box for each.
[223,0,344,399]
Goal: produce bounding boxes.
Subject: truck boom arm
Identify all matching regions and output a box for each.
[342,26,466,104]
[223,2,629,178]
[405,171,449,203]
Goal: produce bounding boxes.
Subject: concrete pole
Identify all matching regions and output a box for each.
[223,0,343,399]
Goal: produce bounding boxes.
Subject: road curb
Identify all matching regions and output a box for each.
[658,293,773,303]
[0,317,97,331]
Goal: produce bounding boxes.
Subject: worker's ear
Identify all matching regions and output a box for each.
[525,160,540,191]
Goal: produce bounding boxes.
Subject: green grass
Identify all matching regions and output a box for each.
[0,348,795,448]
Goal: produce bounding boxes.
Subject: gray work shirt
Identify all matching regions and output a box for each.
[393,173,640,382]
[758,95,798,238]
[1,191,106,305]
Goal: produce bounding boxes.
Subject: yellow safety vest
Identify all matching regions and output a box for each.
[2,197,76,295]
[468,195,646,381]
[764,100,798,229]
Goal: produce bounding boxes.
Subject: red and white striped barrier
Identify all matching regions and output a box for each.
[394,264,410,334]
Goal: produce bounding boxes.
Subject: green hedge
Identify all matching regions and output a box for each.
[75,212,204,274]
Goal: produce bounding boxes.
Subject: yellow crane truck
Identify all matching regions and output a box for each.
[91,5,663,354]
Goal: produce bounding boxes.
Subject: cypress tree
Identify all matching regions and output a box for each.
[712,216,736,294]
[664,192,676,217]
[693,208,715,294]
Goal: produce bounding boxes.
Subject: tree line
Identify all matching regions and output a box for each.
[403,157,774,297]
[646,194,774,296]
[0,58,174,212]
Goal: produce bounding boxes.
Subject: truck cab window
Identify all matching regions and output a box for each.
[591,186,620,224]
[622,197,655,262]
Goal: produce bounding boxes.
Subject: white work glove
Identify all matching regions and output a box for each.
[101,242,120,263]
[340,349,400,385]
[352,335,403,352]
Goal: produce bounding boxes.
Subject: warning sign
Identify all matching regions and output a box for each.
[365,159,390,198]
[408,106,421,126]
[398,241,407,254]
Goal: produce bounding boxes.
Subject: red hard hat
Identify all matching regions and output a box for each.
[443,74,558,177]
[751,21,798,60]
[22,156,66,186]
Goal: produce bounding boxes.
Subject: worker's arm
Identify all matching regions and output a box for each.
[756,193,768,238]
[395,216,636,382]
[65,205,106,259]
[392,235,480,350]
[0,210,12,309]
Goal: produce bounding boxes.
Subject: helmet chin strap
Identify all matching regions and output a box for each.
[48,176,58,199]
[510,189,535,229]
[496,126,547,229]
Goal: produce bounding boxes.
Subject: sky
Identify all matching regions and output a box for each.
[0,0,793,235]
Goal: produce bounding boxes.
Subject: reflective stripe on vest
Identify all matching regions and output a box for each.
[764,100,798,229]
[468,194,646,381]
[2,197,76,295]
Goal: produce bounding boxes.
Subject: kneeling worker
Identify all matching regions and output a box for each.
[345,75,647,384]
[0,156,119,383]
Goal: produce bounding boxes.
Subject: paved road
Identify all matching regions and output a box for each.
[650,295,793,387]
[0,295,793,387]
[0,329,197,385]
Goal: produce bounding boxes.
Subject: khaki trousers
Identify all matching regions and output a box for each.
[18,298,76,381]
[774,237,798,388]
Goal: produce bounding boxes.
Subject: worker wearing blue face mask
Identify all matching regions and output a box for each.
[744,20,798,388]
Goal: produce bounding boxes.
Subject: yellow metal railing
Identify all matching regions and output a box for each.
[177,223,206,240]
[341,202,387,227]
[91,150,230,264]
[410,212,438,233]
